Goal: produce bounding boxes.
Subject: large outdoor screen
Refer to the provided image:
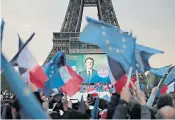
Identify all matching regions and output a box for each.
[66,54,110,84]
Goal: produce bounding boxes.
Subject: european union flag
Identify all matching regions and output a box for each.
[135,44,164,73]
[164,67,175,85]
[150,64,172,77]
[43,51,65,94]
[1,53,48,119]
[80,17,136,73]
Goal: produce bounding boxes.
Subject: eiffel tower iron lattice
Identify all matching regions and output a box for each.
[45,0,120,63]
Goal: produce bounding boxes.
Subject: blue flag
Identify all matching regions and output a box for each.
[1,53,48,119]
[135,44,164,73]
[164,67,175,85]
[80,17,136,73]
[91,97,99,119]
[42,51,65,95]
[1,18,5,41]
[18,34,27,74]
[150,64,172,77]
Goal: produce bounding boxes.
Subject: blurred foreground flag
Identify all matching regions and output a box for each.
[135,44,164,73]
[43,51,83,97]
[1,18,5,41]
[91,97,99,119]
[163,67,175,85]
[1,53,48,119]
[150,64,172,77]
[16,33,48,89]
[80,17,136,73]
[108,56,136,94]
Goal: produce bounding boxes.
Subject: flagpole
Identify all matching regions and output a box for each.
[135,70,140,91]
[10,33,35,65]
[126,67,133,87]
[157,78,164,88]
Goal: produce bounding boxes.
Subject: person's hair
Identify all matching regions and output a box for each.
[156,94,173,109]
[61,109,89,119]
[129,103,141,119]
[85,57,94,64]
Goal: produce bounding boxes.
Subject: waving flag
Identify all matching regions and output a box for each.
[150,64,172,77]
[135,44,164,73]
[43,51,83,97]
[18,35,27,74]
[91,97,99,119]
[1,18,5,41]
[108,56,136,94]
[1,53,48,119]
[163,67,175,85]
[15,33,48,89]
[10,33,35,65]
[80,17,136,73]
[160,82,175,94]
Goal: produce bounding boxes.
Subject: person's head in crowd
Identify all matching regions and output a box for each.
[50,112,62,119]
[169,92,175,106]
[129,103,141,119]
[1,103,13,119]
[99,98,109,110]
[61,109,89,119]
[106,92,120,119]
[156,94,173,109]
[156,106,175,119]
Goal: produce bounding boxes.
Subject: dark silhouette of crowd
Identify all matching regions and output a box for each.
[1,83,175,119]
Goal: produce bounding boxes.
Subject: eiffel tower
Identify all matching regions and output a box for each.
[45,0,119,62]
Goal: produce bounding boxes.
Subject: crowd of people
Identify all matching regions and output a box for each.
[1,79,175,119]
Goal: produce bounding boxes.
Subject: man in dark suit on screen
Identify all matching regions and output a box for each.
[79,57,99,84]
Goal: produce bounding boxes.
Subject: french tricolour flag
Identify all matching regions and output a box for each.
[43,51,84,97]
[108,56,136,94]
[60,65,84,96]
[17,34,48,89]
[160,82,175,94]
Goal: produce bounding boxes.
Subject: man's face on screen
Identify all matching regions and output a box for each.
[85,59,94,70]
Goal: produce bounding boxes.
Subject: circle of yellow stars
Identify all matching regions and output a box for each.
[49,65,55,78]
[100,25,127,54]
